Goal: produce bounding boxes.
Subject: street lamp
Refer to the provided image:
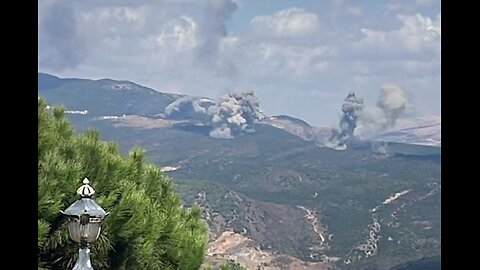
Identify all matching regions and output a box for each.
[62,178,108,270]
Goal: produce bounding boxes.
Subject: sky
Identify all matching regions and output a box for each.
[38,0,440,127]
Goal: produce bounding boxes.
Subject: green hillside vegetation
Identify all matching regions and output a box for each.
[80,120,440,267]
[38,97,208,269]
[37,73,440,268]
[38,73,178,116]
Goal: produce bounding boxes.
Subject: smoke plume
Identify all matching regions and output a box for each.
[164,96,214,121]
[327,92,364,149]
[194,0,238,78]
[327,84,408,150]
[207,91,265,138]
[164,91,265,139]
[358,85,407,138]
[39,1,88,71]
[376,84,407,128]
[370,142,389,155]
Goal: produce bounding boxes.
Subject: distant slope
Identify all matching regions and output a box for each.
[372,116,441,147]
[38,73,63,90]
[81,116,440,269]
[260,115,333,142]
[265,115,312,128]
[37,74,440,269]
[39,73,440,149]
[262,114,441,149]
[38,73,180,117]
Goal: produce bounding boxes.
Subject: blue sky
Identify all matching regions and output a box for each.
[38,0,440,127]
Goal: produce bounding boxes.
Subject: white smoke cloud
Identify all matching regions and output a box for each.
[357,107,389,138]
[207,91,265,138]
[376,84,407,127]
[164,91,265,138]
[209,125,234,139]
[358,84,408,139]
[371,141,389,155]
[327,84,409,150]
[38,1,440,127]
[164,96,215,120]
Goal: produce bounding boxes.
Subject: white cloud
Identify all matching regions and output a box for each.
[219,36,240,50]
[346,5,363,16]
[386,2,402,12]
[250,8,319,37]
[354,13,440,54]
[254,43,329,77]
[155,16,198,51]
[38,1,441,127]
[416,0,436,6]
[79,6,147,28]
[332,0,363,16]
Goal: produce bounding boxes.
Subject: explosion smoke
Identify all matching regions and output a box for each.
[376,85,407,128]
[207,91,265,138]
[164,96,214,121]
[370,141,389,155]
[327,85,408,150]
[327,92,364,149]
[194,0,238,78]
[358,85,407,138]
[164,91,265,138]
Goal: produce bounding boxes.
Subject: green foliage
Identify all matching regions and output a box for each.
[38,73,177,117]
[219,261,247,270]
[201,261,247,270]
[85,117,440,265]
[38,97,208,269]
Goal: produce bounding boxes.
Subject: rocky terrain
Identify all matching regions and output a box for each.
[206,231,335,270]
[39,73,441,269]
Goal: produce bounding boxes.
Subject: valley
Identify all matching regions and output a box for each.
[38,73,441,269]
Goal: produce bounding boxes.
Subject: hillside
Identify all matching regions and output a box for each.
[38,73,441,269]
[38,73,180,116]
[261,114,441,149]
[89,120,440,268]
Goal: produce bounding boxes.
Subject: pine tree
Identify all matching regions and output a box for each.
[38,97,208,269]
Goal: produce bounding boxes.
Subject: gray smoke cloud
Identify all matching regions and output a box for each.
[164,91,265,138]
[376,84,407,128]
[327,92,364,149]
[327,84,408,150]
[370,141,389,155]
[38,1,88,71]
[194,0,238,78]
[164,96,215,121]
[39,0,238,76]
[358,84,408,138]
[207,91,265,138]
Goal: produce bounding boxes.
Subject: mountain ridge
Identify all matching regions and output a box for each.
[37,73,440,269]
[38,72,181,117]
[38,72,440,148]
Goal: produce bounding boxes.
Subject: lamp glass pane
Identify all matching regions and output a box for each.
[80,222,101,243]
[68,220,81,243]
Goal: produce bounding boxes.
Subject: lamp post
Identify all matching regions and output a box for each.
[62,178,108,270]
